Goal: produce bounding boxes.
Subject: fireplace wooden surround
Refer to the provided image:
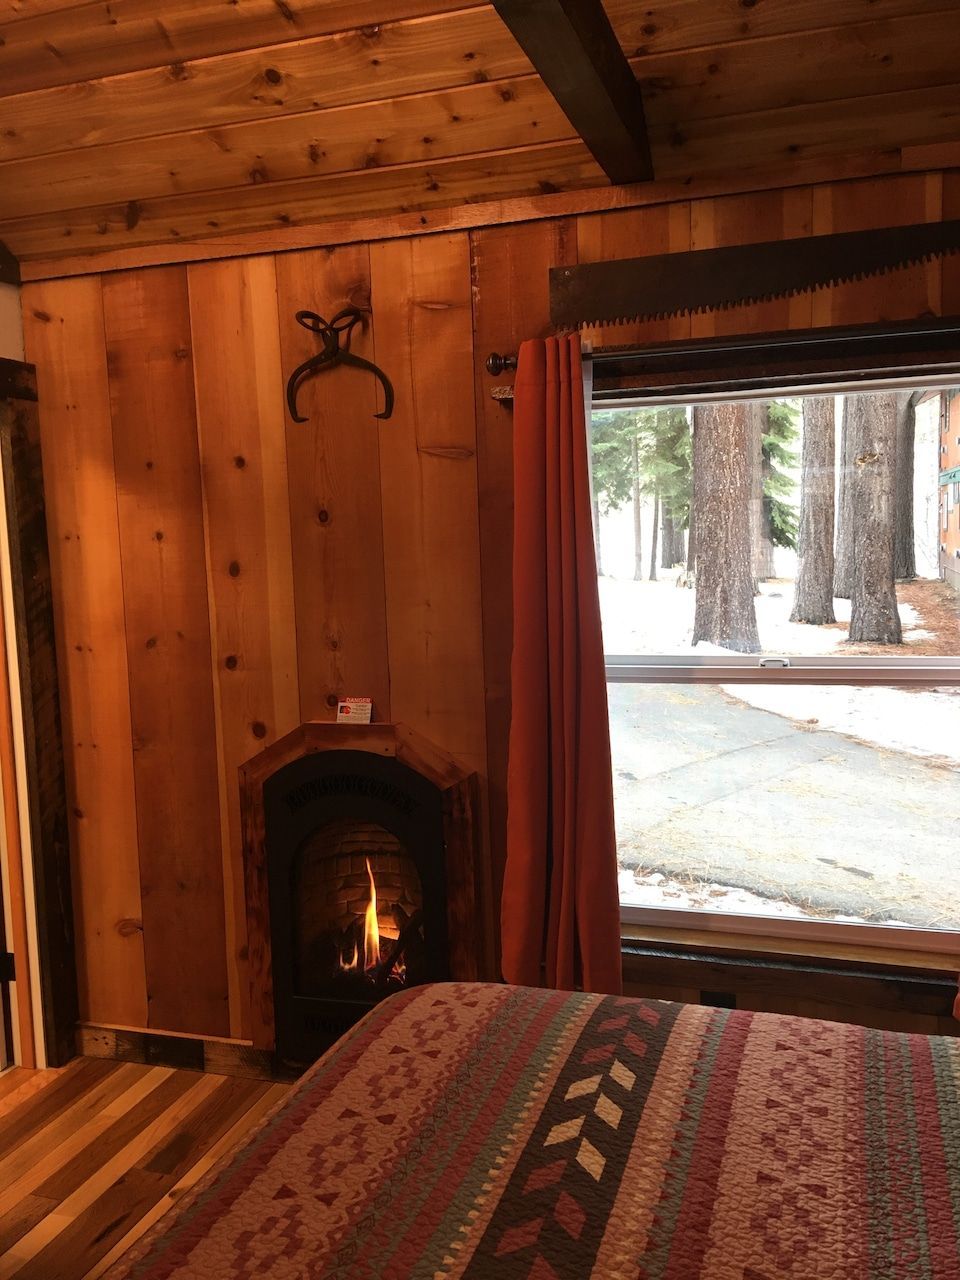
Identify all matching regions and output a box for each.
[240,722,485,1061]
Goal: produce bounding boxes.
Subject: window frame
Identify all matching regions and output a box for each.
[589,325,960,957]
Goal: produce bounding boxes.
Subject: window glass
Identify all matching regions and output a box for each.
[591,390,960,659]
[612,681,960,932]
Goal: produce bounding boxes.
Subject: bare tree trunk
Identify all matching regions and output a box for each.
[692,403,761,652]
[848,393,902,644]
[660,509,675,570]
[758,449,778,580]
[631,435,643,582]
[893,391,916,581]
[592,493,604,576]
[649,488,659,581]
[685,409,700,579]
[662,509,684,568]
[747,402,766,587]
[791,396,836,624]
[661,510,675,569]
[834,398,855,598]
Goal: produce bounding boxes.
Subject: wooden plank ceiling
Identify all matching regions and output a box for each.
[1,0,960,262]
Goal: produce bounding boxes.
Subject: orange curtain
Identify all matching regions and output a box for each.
[500,335,622,995]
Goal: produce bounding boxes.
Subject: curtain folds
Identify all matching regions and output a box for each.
[500,335,623,996]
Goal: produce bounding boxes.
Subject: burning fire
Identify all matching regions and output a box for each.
[338,857,406,984]
[362,857,380,971]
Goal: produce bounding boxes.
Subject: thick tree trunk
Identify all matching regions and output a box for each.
[649,488,659,581]
[790,396,836,624]
[631,435,643,582]
[834,398,855,598]
[893,391,916,581]
[692,402,761,652]
[592,493,603,576]
[848,393,902,644]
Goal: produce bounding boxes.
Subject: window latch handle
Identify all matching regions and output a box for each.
[758,657,791,668]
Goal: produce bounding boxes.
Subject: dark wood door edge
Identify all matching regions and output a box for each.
[0,374,77,1065]
[0,243,19,288]
[0,360,36,404]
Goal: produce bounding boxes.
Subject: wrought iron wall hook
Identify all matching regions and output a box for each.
[285,306,395,423]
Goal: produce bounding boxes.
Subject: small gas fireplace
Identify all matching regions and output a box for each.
[241,724,483,1062]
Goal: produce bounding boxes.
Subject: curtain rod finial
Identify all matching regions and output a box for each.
[486,352,518,377]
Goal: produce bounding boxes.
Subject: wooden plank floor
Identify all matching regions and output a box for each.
[0,1059,290,1279]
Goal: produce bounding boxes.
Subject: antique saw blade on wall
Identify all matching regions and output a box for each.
[549,220,960,329]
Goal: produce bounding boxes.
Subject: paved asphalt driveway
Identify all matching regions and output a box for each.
[609,683,960,930]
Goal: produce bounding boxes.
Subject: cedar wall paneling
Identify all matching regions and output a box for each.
[25,276,147,1030]
[103,267,230,1037]
[188,255,300,1039]
[274,245,391,724]
[21,169,957,1040]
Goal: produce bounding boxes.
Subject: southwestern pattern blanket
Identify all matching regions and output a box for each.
[109,983,960,1279]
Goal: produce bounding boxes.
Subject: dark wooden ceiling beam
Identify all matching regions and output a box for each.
[492,0,653,184]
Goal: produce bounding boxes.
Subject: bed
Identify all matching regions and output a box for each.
[108,982,960,1279]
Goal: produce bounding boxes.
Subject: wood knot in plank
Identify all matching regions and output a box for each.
[419,446,474,460]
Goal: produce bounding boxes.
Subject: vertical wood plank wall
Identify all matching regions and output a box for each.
[19,169,951,1040]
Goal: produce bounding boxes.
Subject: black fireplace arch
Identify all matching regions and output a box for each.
[263,749,449,1060]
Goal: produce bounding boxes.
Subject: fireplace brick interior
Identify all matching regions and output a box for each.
[293,818,426,1000]
[295,819,421,940]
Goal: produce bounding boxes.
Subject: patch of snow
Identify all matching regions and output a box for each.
[598,573,930,657]
[724,683,960,767]
[618,868,914,927]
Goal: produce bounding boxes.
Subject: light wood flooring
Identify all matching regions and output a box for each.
[0,1058,290,1279]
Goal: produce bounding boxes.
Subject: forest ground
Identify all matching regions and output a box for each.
[606,575,960,931]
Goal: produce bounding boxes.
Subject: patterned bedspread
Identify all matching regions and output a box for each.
[110,982,960,1279]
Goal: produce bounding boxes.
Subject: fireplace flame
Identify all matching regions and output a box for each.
[363,857,380,972]
[336,858,408,983]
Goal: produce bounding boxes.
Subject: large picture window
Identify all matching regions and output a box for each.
[591,373,960,953]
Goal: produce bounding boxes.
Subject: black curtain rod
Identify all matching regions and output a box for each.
[485,316,960,405]
[485,316,960,382]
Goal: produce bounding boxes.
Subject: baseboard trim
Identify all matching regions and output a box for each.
[76,1023,297,1080]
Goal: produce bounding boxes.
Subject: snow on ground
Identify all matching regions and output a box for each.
[725,683,960,767]
[617,868,914,927]
[599,571,927,656]
[599,571,957,762]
